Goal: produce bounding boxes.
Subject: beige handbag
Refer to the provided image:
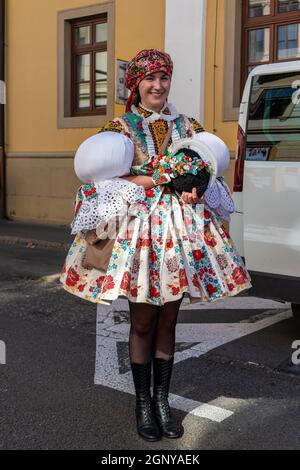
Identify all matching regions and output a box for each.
[82,229,117,272]
[82,215,121,272]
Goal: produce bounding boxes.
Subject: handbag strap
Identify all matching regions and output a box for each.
[158,121,174,155]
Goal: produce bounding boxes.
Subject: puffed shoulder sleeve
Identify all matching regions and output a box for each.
[188,117,205,134]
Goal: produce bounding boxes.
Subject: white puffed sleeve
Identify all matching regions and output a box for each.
[193,132,234,220]
[74,131,135,182]
[185,131,235,221]
[194,131,230,177]
[71,131,145,235]
[169,133,234,221]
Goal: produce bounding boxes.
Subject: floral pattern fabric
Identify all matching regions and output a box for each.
[60,107,251,306]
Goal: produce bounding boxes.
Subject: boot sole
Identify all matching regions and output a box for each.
[138,432,162,442]
[162,431,184,439]
[160,425,184,439]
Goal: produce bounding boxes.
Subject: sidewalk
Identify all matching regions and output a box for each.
[0,219,73,251]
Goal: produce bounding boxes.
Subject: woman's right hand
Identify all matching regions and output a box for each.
[181,187,201,204]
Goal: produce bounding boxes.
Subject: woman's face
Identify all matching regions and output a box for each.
[138,71,171,112]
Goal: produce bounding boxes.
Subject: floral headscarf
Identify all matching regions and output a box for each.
[125,49,173,112]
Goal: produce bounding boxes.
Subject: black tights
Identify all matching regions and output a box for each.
[128,296,184,364]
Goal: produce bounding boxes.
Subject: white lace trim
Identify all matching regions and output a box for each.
[70,179,146,234]
[204,178,235,221]
[131,102,180,123]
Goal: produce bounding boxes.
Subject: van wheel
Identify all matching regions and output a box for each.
[292,303,300,321]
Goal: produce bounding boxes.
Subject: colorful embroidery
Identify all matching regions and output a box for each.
[60,104,251,305]
[98,120,124,134]
[148,120,170,153]
[136,104,172,119]
[188,117,205,134]
[149,150,212,185]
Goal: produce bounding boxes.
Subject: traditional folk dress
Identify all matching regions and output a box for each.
[60,102,251,306]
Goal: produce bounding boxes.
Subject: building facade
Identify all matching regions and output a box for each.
[2,0,300,224]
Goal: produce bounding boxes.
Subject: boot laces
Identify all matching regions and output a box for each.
[154,394,171,420]
[137,398,155,424]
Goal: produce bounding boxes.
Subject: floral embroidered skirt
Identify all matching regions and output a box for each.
[60,186,251,306]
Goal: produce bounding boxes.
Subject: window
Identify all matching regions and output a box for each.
[57,3,115,129]
[278,0,300,13]
[242,1,300,88]
[71,15,108,116]
[245,71,300,161]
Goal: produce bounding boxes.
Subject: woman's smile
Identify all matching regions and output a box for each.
[138,71,171,112]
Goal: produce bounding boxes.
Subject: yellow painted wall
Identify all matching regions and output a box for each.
[204,0,237,190]
[6,157,78,222]
[5,0,165,223]
[6,0,238,224]
[114,0,165,117]
[6,0,165,152]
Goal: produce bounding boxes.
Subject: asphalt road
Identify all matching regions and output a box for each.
[0,243,299,450]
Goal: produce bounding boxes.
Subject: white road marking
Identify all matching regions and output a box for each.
[168,394,234,422]
[94,300,292,423]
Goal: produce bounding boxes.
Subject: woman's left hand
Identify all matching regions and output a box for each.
[181,187,201,204]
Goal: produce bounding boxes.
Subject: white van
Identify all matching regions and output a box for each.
[231,61,300,319]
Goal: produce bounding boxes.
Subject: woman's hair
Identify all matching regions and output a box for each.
[133,89,141,107]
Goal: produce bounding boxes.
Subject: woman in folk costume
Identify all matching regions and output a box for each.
[60,49,251,442]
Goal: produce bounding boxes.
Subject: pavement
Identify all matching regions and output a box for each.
[1,218,300,450]
[0,218,73,251]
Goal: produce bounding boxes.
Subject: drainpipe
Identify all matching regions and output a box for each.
[0,0,5,219]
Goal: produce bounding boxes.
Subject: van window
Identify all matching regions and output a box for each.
[245,71,300,162]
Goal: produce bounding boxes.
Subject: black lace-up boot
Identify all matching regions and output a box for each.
[130,361,161,442]
[153,357,184,439]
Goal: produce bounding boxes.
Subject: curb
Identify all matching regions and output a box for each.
[0,236,70,251]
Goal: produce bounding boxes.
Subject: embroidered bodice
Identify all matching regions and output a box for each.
[99,102,204,167]
[70,103,234,234]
